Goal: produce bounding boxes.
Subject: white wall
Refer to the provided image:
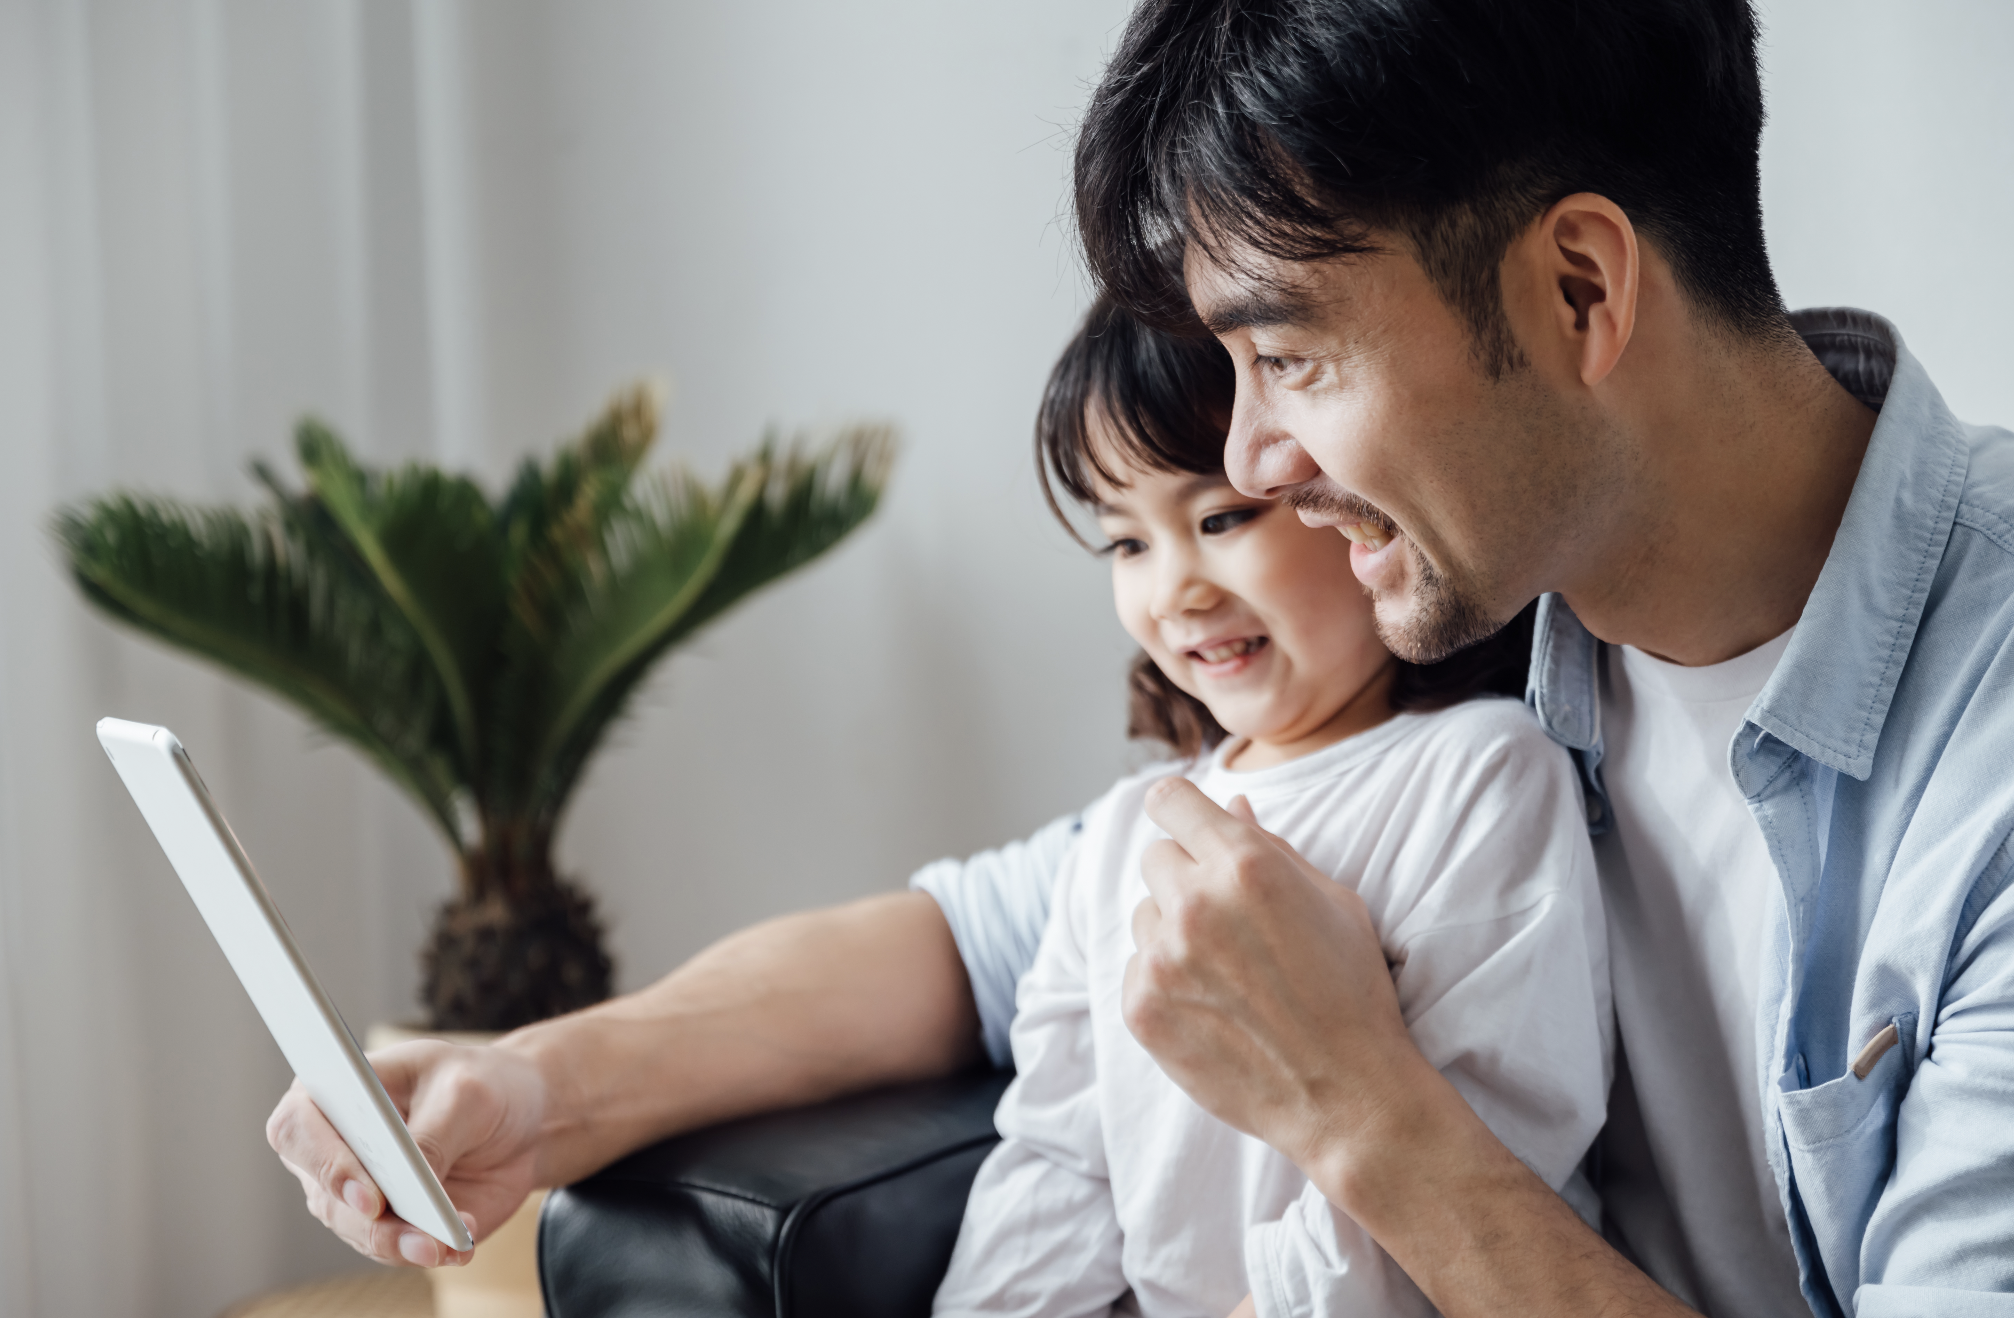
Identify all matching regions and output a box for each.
[0,3,2007,1316]
[1759,0,2014,428]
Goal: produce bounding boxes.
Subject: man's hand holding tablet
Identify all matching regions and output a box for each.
[266,1038,543,1266]
[96,718,490,1263]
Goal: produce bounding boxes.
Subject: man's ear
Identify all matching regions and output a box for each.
[1514,193,1639,388]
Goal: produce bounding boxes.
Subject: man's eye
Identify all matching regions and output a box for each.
[1254,354,1314,386]
[1200,509,1260,536]
[1099,537,1148,559]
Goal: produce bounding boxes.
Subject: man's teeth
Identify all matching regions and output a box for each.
[1339,522,1391,552]
[1195,637,1265,663]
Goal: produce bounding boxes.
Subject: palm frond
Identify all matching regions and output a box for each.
[54,496,466,842]
[521,465,763,817]
[56,392,895,877]
[498,380,663,646]
[524,425,895,824]
[294,421,505,777]
[676,425,897,643]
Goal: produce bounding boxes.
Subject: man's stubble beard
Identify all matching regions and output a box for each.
[1381,538,1503,664]
[1284,485,1507,665]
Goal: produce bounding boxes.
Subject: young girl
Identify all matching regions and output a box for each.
[931,299,1611,1318]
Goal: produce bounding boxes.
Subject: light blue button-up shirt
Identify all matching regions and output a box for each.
[1531,307,2014,1317]
[919,306,2014,1317]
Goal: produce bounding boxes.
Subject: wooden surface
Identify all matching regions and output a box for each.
[219,1270,433,1318]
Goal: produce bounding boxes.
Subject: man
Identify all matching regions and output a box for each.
[1074,1,2014,1315]
[271,3,2014,1315]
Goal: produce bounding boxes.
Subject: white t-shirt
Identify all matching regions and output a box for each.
[933,699,1612,1318]
[1594,633,1807,1317]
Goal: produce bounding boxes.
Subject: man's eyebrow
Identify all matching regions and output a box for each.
[1195,289,1315,336]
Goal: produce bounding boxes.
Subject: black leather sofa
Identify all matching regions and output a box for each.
[538,1069,1011,1317]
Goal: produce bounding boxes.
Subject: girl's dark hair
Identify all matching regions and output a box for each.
[1038,295,1537,758]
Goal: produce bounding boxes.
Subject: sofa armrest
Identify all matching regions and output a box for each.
[538,1069,1011,1318]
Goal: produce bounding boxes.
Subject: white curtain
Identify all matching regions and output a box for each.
[0,2,2010,1316]
[0,3,511,1312]
[0,2,1135,1312]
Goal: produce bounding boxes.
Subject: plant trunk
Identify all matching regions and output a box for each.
[421,837,614,1032]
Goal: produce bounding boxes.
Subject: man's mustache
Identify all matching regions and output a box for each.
[1282,484,1396,535]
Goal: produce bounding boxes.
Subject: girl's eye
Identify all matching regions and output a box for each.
[1199,508,1260,536]
[1099,537,1148,559]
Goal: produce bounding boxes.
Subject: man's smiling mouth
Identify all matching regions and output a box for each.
[1336,522,1392,552]
[1284,485,1398,551]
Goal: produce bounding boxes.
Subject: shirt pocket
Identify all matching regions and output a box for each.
[1775,1012,1917,1304]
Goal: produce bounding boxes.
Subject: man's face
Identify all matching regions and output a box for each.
[1186,240,1604,664]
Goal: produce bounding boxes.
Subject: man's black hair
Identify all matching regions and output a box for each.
[1075,0,1788,373]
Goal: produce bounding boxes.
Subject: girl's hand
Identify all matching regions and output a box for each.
[1228,1295,1258,1318]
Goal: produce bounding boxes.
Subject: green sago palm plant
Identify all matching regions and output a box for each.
[56,383,894,1031]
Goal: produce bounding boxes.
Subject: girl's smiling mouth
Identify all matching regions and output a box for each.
[1185,634,1271,673]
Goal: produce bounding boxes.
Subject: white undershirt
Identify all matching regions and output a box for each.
[1595,631,1808,1317]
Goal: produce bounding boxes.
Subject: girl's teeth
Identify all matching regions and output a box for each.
[1197,638,1262,663]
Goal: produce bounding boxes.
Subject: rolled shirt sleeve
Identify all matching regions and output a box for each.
[909,813,1082,1069]
[933,833,1130,1318]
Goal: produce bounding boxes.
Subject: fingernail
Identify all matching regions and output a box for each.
[399,1231,435,1266]
[343,1180,377,1216]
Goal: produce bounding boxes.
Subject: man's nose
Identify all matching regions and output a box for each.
[1224,385,1324,499]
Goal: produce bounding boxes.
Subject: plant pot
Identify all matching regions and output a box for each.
[366,1024,546,1318]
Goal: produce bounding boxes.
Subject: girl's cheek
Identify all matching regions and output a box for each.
[1111,568,1158,649]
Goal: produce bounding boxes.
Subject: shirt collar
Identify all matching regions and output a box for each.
[1750,309,1969,779]
[1528,307,1972,781]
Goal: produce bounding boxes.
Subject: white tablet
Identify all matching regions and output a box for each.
[96,718,474,1252]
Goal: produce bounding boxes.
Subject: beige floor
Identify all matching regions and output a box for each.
[220,1270,433,1318]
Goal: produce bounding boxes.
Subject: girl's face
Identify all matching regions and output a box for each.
[1093,447,1396,769]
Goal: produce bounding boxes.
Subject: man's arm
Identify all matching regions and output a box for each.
[267,890,979,1268]
[1126,779,1694,1317]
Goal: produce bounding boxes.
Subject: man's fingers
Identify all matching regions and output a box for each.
[1141,781,1294,907]
[400,1046,507,1181]
[392,1220,474,1268]
[1137,835,1203,912]
[284,1153,422,1265]
[267,1079,382,1218]
[1143,776,1249,861]
[352,1196,472,1267]
[267,1064,479,1267]
[1224,794,1293,848]
[1130,882,1164,952]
